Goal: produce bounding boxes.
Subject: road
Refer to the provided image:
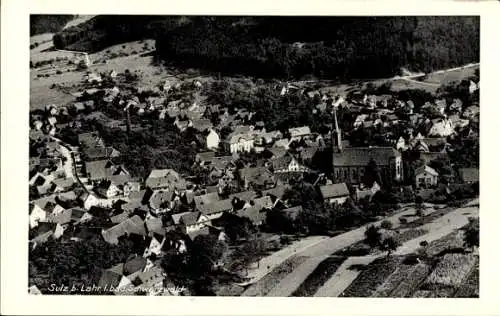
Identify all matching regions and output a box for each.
[312,200,479,297]
[241,205,431,288]
[58,143,76,181]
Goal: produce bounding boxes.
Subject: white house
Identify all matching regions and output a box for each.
[320,183,350,205]
[415,165,439,188]
[429,118,454,137]
[206,129,220,150]
[29,203,46,228]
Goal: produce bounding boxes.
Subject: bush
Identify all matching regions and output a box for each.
[56,70,62,75]
[380,220,393,230]
[420,240,429,247]
[399,217,408,224]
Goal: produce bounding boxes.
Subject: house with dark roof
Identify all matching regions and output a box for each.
[332,147,402,186]
[194,192,220,209]
[84,160,129,184]
[320,183,350,205]
[197,199,233,221]
[145,169,187,191]
[289,126,312,142]
[148,189,176,214]
[171,211,211,234]
[239,167,276,190]
[83,146,121,161]
[78,132,105,149]
[271,155,309,173]
[102,215,146,244]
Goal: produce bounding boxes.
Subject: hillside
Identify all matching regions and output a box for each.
[52,16,479,80]
[30,15,76,36]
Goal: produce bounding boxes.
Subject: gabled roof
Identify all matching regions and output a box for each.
[271,155,295,171]
[145,169,186,190]
[415,165,439,177]
[236,205,267,225]
[229,190,258,202]
[102,215,146,244]
[320,183,350,199]
[180,211,202,226]
[239,167,274,184]
[196,151,216,163]
[78,132,105,148]
[289,126,311,137]
[83,146,121,160]
[194,192,220,208]
[171,211,192,225]
[299,146,319,160]
[145,216,165,236]
[263,185,290,200]
[149,190,174,210]
[198,199,233,215]
[266,146,288,159]
[85,160,129,181]
[333,147,400,167]
[191,119,213,132]
[123,256,147,276]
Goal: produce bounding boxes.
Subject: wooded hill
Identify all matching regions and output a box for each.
[52,16,479,80]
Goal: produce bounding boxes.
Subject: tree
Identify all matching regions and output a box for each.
[380,220,393,230]
[463,217,479,250]
[190,234,228,272]
[380,236,400,256]
[364,225,381,248]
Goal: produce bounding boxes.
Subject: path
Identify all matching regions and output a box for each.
[58,143,76,181]
[312,202,479,297]
[237,236,328,286]
[314,255,379,297]
[266,255,328,297]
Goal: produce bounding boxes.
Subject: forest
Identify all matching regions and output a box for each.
[30,15,76,36]
[50,16,479,80]
[155,16,479,80]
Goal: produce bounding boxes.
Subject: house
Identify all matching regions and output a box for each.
[239,167,276,190]
[236,204,268,226]
[298,146,319,164]
[264,147,288,160]
[224,129,258,154]
[78,132,105,148]
[353,114,368,128]
[30,222,65,247]
[320,183,350,204]
[148,189,175,213]
[29,202,47,228]
[449,99,463,113]
[458,168,479,184]
[332,147,403,185]
[83,146,121,161]
[415,165,439,188]
[355,181,381,201]
[194,192,220,209]
[273,138,290,149]
[46,208,88,227]
[198,199,233,221]
[145,169,187,191]
[271,155,309,173]
[289,126,312,142]
[429,118,454,137]
[206,129,220,150]
[469,80,479,94]
[463,106,480,119]
[171,211,210,234]
[280,206,303,222]
[95,179,120,198]
[102,215,146,244]
[257,130,283,146]
[84,160,129,184]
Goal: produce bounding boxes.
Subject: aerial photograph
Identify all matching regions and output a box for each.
[28,15,479,297]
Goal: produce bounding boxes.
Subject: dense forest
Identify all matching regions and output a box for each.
[156,16,479,79]
[52,15,189,52]
[30,15,76,36]
[52,16,479,80]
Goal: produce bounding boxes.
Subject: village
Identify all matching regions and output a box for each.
[28,37,480,297]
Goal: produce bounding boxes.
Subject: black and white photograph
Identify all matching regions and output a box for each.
[24,14,481,299]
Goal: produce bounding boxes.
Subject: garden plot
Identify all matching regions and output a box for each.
[455,262,479,298]
[424,230,464,257]
[337,256,402,297]
[372,263,417,297]
[388,263,432,297]
[423,253,477,290]
[291,256,346,297]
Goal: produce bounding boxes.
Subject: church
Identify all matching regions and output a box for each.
[330,100,403,186]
